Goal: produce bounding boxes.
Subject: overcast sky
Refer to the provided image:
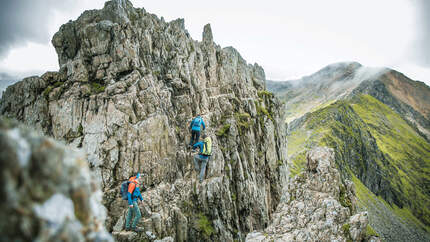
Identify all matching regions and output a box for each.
[0,0,429,86]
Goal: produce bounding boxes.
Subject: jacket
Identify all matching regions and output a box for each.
[189,116,206,131]
[127,177,144,205]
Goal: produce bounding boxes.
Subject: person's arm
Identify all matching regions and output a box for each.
[192,141,200,150]
[193,142,203,152]
[201,119,206,130]
[127,183,136,206]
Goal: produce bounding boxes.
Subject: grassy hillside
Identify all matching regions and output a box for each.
[351,95,430,228]
[353,175,430,241]
[287,94,430,234]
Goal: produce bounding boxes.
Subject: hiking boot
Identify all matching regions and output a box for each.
[132,227,145,233]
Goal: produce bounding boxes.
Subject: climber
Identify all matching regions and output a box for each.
[189,114,206,147]
[124,173,145,232]
[192,134,212,183]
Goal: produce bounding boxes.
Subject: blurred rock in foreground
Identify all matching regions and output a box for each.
[0,117,113,242]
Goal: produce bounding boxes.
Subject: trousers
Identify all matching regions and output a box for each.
[193,155,209,182]
[125,201,141,229]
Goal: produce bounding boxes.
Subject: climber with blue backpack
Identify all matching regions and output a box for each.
[120,173,146,232]
[192,134,212,183]
[189,114,206,147]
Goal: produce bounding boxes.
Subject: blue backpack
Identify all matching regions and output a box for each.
[120,181,132,200]
[193,117,201,128]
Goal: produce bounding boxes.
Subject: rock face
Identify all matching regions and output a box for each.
[246,147,377,242]
[0,0,288,240]
[0,118,113,242]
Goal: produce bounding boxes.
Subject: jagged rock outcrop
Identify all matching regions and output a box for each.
[246,147,379,242]
[0,0,288,241]
[0,118,113,242]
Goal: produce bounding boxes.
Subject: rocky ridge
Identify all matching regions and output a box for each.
[0,118,113,242]
[246,147,378,242]
[0,0,288,240]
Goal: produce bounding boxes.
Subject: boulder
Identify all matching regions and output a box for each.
[0,118,113,242]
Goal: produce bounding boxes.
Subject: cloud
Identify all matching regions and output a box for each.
[414,0,430,67]
[0,0,75,58]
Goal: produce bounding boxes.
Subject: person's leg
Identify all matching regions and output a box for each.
[195,130,200,144]
[125,205,135,230]
[199,158,208,182]
[131,201,142,229]
[191,130,198,145]
[193,154,200,172]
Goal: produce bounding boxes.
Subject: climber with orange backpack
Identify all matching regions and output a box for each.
[189,114,206,147]
[120,173,146,232]
[192,134,212,183]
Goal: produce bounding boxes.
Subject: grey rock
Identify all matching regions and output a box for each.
[0,0,287,240]
[154,237,174,242]
[112,231,138,242]
[0,118,113,242]
[246,147,374,242]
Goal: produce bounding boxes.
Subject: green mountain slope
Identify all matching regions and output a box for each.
[270,62,430,241]
[287,94,430,240]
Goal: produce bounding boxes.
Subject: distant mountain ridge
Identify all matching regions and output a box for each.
[351,71,430,140]
[268,62,386,123]
[269,62,430,241]
[268,62,430,140]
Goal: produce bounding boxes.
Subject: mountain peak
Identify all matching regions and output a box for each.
[299,61,362,83]
[321,61,362,71]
